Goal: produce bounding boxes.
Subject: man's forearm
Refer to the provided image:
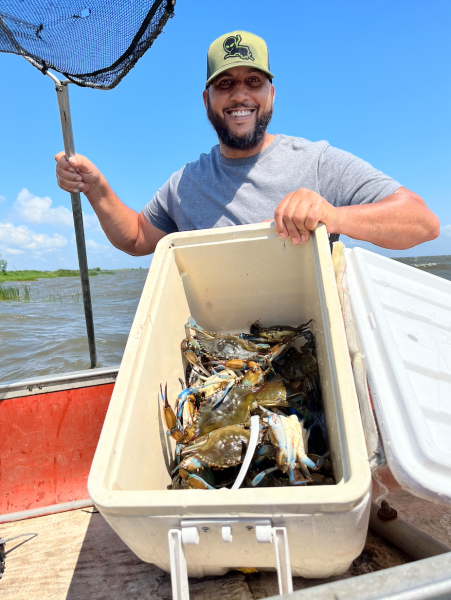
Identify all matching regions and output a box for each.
[85,176,142,255]
[330,190,440,249]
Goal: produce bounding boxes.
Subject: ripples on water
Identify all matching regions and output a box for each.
[2,255,451,384]
[0,270,148,383]
[393,255,451,282]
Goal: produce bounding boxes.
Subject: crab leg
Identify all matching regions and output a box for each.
[259,407,288,471]
[188,474,216,490]
[287,466,311,485]
[251,466,279,486]
[211,379,235,409]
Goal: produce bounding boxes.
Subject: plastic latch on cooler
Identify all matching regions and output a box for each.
[168,520,293,600]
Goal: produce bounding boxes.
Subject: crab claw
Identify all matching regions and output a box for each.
[187,317,204,331]
[183,347,211,376]
[160,383,184,442]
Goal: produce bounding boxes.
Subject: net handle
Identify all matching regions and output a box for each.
[55,81,97,369]
[27,55,98,369]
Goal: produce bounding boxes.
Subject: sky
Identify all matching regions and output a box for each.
[0,0,450,270]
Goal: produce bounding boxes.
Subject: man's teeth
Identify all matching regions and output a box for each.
[230,110,252,116]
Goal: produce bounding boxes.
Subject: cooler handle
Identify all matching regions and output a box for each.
[168,525,293,599]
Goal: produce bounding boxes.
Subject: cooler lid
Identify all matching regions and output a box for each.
[346,247,451,504]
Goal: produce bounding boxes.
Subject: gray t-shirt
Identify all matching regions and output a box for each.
[143,134,401,234]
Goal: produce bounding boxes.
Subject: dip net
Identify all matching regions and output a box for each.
[0,0,175,89]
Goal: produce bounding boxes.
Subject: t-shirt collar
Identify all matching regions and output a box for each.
[218,134,281,167]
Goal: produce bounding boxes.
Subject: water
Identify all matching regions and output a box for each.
[393,255,451,282]
[2,255,451,384]
[0,270,148,383]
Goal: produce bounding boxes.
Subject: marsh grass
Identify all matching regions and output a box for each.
[0,284,30,301]
[0,268,115,283]
[0,284,80,303]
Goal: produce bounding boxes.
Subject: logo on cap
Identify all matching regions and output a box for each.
[223,34,254,62]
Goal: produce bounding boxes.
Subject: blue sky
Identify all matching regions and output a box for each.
[0,0,450,270]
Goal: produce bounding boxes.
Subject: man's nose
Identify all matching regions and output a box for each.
[229,81,251,103]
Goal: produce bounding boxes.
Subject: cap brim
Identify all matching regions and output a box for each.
[206,63,274,87]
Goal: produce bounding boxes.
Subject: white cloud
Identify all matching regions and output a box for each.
[14,188,73,227]
[4,248,25,255]
[0,195,6,203]
[0,222,67,251]
[86,239,110,253]
[13,188,100,230]
[441,225,451,237]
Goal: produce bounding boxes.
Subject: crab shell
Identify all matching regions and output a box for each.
[181,425,250,470]
[195,330,267,361]
[186,386,255,440]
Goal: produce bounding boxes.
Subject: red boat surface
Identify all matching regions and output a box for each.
[0,367,118,522]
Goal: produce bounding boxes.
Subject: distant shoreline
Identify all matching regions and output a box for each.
[0,268,116,282]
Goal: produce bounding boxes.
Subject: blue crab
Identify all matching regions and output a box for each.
[249,319,313,342]
[185,385,255,440]
[160,371,238,443]
[252,408,317,486]
[187,318,295,372]
[181,336,210,377]
[184,379,288,441]
[179,425,251,489]
[188,324,267,362]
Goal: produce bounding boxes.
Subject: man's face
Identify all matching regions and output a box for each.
[203,66,274,151]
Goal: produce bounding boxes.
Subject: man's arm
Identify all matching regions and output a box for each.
[274,187,440,250]
[55,152,167,255]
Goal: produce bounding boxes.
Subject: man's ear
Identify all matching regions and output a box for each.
[202,89,208,109]
[271,85,275,102]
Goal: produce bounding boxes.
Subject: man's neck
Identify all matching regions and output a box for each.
[219,133,275,159]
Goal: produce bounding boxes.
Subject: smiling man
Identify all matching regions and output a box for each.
[55,31,439,254]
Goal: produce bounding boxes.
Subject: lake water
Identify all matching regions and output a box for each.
[1,255,451,384]
[393,255,451,282]
[0,270,148,383]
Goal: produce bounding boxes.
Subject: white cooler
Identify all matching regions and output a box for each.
[88,223,373,581]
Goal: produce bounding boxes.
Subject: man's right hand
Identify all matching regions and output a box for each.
[55,152,101,195]
[54,151,166,255]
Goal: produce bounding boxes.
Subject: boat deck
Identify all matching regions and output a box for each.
[1,467,450,600]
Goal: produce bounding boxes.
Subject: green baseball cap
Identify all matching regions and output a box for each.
[206,31,274,87]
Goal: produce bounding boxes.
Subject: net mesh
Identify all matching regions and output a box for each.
[0,0,175,89]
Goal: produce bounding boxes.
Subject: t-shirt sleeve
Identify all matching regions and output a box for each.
[142,178,178,234]
[318,145,402,207]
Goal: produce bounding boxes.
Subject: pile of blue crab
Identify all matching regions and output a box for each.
[161,317,333,490]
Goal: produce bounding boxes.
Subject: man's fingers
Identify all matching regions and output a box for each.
[54,152,93,174]
[304,202,322,232]
[281,191,312,244]
[296,199,326,238]
[57,173,83,192]
[56,166,82,181]
[285,203,310,244]
[274,193,294,239]
[70,155,94,174]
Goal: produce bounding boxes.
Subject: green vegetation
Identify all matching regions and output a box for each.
[0,267,115,282]
[0,284,30,301]
[0,283,81,303]
[0,264,114,301]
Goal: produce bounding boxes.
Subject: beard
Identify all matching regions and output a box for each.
[206,97,273,151]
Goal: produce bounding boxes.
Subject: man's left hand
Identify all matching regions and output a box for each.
[274,188,339,244]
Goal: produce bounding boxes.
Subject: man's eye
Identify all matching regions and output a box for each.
[218,79,233,88]
[247,77,262,87]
